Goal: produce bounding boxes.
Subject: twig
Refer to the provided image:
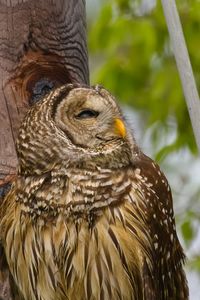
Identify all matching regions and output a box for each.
[161,0,200,152]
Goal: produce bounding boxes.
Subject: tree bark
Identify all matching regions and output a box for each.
[0,1,89,299]
[0,0,89,184]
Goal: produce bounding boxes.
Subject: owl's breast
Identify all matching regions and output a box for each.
[64,168,134,225]
[1,167,152,300]
[1,189,148,300]
[13,167,132,222]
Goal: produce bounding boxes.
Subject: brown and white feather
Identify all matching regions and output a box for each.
[0,84,188,300]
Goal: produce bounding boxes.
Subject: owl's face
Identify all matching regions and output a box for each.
[17,84,136,174]
[54,86,127,149]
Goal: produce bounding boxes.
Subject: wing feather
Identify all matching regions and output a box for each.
[127,153,188,299]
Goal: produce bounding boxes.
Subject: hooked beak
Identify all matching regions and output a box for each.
[95,118,126,143]
[114,118,126,138]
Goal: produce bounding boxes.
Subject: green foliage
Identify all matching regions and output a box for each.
[89,0,199,156]
[181,214,195,245]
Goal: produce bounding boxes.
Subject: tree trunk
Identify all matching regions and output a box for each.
[0,0,89,185]
[0,1,89,299]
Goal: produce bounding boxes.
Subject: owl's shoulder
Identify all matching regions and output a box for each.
[128,152,175,238]
[132,152,171,195]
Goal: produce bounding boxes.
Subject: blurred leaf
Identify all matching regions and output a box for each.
[190,256,200,272]
[181,219,194,245]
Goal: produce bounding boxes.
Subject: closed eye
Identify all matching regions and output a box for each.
[75,109,99,119]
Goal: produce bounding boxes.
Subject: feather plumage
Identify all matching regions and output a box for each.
[0,84,188,299]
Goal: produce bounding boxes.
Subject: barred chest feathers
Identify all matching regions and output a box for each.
[2,165,152,300]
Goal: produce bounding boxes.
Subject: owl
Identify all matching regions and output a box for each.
[0,84,188,300]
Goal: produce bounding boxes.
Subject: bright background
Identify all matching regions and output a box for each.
[86,0,200,298]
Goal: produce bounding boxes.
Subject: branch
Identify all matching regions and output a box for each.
[161,0,200,153]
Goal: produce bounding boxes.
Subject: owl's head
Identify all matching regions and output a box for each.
[17,84,138,175]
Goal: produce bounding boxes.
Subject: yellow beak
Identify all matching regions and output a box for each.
[114,118,126,138]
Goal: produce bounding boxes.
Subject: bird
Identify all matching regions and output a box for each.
[0,83,188,300]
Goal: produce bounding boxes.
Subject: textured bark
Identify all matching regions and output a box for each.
[0,0,89,181]
[0,1,89,299]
